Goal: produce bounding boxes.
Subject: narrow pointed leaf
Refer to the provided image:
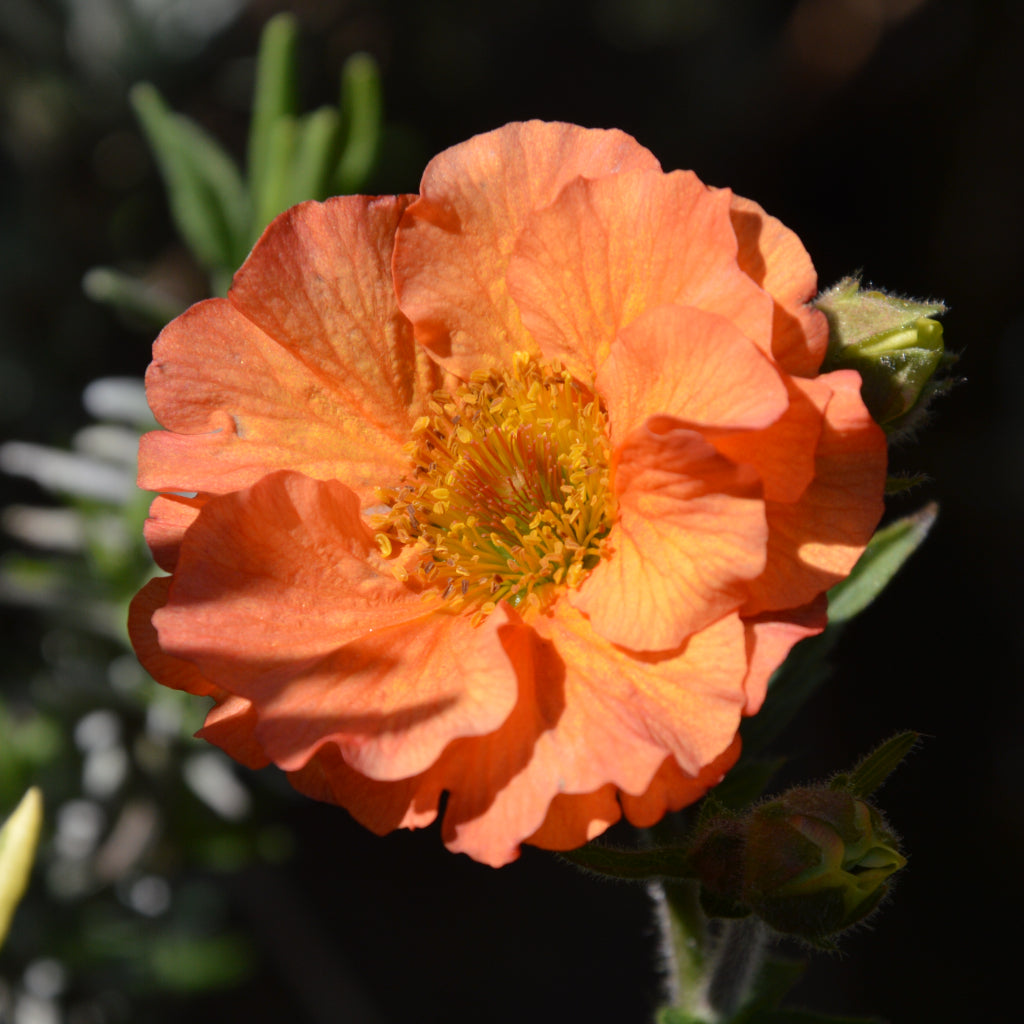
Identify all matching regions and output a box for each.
[248,13,299,229]
[82,267,187,326]
[0,787,43,949]
[334,52,382,193]
[832,731,920,798]
[252,115,298,239]
[131,84,244,274]
[827,503,937,624]
[287,106,343,207]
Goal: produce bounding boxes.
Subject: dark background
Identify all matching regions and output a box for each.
[1,0,1019,1021]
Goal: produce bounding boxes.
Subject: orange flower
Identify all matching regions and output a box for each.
[128,122,886,866]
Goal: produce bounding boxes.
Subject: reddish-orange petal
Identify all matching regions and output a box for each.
[619,738,742,828]
[743,370,887,615]
[729,193,829,377]
[144,493,206,572]
[130,577,270,768]
[507,169,773,382]
[393,121,660,377]
[597,304,789,444]
[710,375,825,504]
[741,595,828,715]
[442,606,748,863]
[140,196,439,506]
[525,785,622,851]
[152,471,521,781]
[572,421,766,652]
[129,576,221,700]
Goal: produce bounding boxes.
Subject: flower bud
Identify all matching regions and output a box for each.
[740,788,905,942]
[815,277,947,431]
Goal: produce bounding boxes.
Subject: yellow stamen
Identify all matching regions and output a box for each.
[377,353,615,619]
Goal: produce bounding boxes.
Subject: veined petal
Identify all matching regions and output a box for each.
[141,196,439,507]
[153,472,521,781]
[144,493,206,572]
[597,304,789,444]
[710,375,825,504]
[444,605,747,862]
[618,739,742,829]
[130,577,272,769]
[507,169,773,381]
[393,121,660,377]
[741,595,828,715]
[572,421,766,652]
[744,370,887,615]
[729,194,829,377]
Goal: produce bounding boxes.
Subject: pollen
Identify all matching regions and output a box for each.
[374,352,615,620]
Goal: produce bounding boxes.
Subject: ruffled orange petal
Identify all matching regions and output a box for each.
[743,370,887,615]
[393,121,660,377]
[507,169,773,382]
[152,471,521,782]
[710,376,825,504]
[144,493,206,572]
[740,595,828,715]
[130,577,271,768]
[140,196,439,507]
[572,421,766,652]
[288,742,442,836]
[525,785,622,851]
[597,304,789,444]
[442,606,748,863]
[130,575,221,699]
[729,193,829,377]
[619,738,742,829]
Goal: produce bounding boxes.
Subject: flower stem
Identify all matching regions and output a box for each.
[652,881,767,1023]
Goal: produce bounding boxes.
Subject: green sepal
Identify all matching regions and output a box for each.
[334,52,382,194]
[247,13,299,233]
[0,787,43,950]
[830,731,920,799]
[130,84,250,277]
[826,503,937,624]
[818,276,945,346]
[559,842,693,881]
[884,473,927,495]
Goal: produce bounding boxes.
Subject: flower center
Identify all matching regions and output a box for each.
[375,352,615,619]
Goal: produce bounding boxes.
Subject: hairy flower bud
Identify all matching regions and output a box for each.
[816,277,947,431]
[689,787,905,943]
[741,788,905,941]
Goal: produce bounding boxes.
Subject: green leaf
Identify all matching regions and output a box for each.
[826,503,937,624]
[82,267,187,326]
[740,1011,886,1024]
[560,842,693,881]
[334,52,382,193]
[252,114,298,236]
[656,1008,709,1024]
[287,106,343,208]
[831,731,920,798]
[0,787,43,950]
[131,83,248,278]
[248,13,299,233]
